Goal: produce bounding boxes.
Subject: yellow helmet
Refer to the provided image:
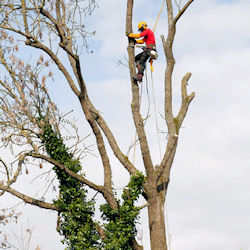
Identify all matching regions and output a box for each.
[138,21,147,31]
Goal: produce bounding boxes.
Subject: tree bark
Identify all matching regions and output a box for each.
[147,194,167,250]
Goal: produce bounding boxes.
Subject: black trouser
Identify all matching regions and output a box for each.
[135,50,150,75]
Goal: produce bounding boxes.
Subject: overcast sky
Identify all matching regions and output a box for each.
[1,0,250,250]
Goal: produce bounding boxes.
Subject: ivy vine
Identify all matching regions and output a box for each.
[40,120,100,249]
[100,172,145,249]
[39,118,145,249]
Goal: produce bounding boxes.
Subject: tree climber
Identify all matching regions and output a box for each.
[127,22,156,82]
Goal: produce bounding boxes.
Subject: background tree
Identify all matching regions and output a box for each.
[0,0,194,249]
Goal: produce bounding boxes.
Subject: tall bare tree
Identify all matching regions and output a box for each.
[0,0,194,249]
[126,0,194,248]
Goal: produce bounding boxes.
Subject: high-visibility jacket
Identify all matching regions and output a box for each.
[139,28,155,48]
[128,28,156,49]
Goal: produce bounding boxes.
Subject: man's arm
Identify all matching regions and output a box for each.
[127,31,146,43]
[128,33,140,38]
[136,39,144,44]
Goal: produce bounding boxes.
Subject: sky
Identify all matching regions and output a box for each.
[1,0,250,249]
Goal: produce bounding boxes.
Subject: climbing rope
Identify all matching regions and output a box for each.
[132,66,151,165]
[132,131,137,165]
[132,61,163,164]
[153,0,166,33]
[144,64,151,121]
[132,84,143,165]
[150,70,162,160]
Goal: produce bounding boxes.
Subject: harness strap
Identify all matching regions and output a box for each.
[146,44,156,49]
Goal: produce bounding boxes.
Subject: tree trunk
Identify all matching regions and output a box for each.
[148,195,167,250]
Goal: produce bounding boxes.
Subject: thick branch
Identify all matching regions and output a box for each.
[55,0,63,23]
[78,98,113,192]
[157,72,195,198]
[30,152,117,210]
[157,144,177,204]
[0,184,58,211]
[126,0,134,34]
[161,24,176,131]
[133,240,144,250]
[159,1,195,184]
[29,153,103,192]
[163,24,176,127]
[176,73,195,127]
[162,0,194,131]
[89,104,138,175]
[166,0,174,26]
[157,135,178,182]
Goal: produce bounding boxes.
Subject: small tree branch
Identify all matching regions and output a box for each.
[0,154,26,196]
[0,24,80,97]
[173,0,194,25]
[0,158,10,182]
[26,40,80,97]
[96,223,106,240]
[21,0,29,35]
[40,4,87,97]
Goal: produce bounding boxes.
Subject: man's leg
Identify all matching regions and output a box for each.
[134,51,149,82]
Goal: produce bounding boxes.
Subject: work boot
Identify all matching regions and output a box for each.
[132,73,143,82]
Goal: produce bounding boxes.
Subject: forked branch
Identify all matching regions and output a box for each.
[173,0,194,25]
[29,152,117,209]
